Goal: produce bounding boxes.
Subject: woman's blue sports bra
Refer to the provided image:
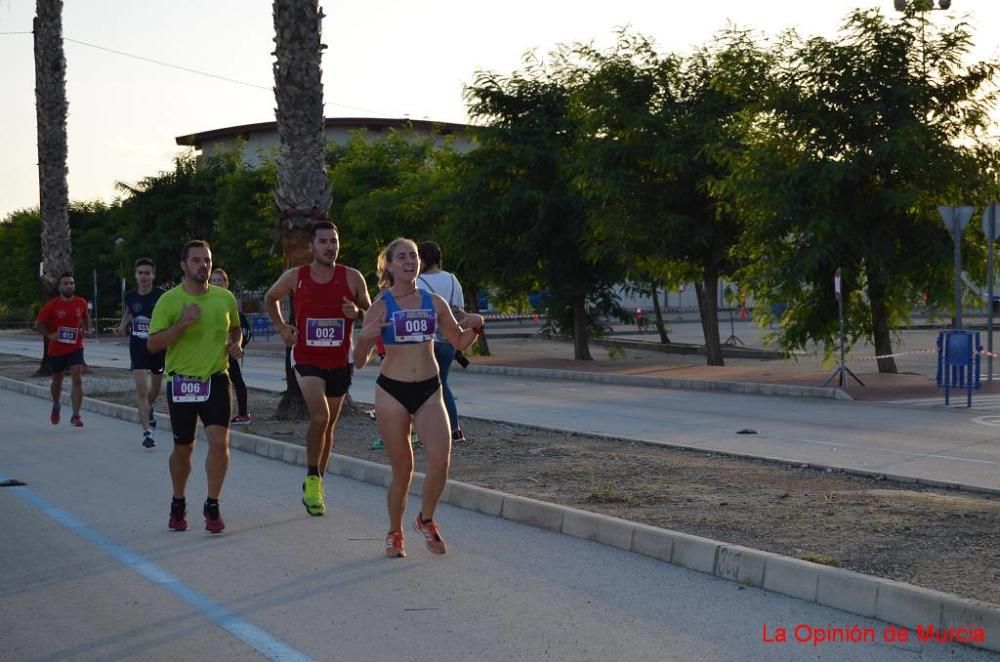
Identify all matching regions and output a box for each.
[380,289,438,345]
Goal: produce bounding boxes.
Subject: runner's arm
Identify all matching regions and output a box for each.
[433,295,478,351]
[117,309,132,336]
[353,299,386,370]
[264,268,298,345]
[147,305,198,354]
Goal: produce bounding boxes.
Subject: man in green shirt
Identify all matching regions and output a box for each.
[148,240,242,534]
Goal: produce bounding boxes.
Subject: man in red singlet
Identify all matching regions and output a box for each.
[35,272,93,427]
[264,221,371,516]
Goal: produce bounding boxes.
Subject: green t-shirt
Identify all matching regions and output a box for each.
[148,284,240,380]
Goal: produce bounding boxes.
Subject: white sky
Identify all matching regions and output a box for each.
[0,0,996,219]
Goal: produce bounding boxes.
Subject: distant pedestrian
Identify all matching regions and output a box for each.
[148,240,243,534]
[35,272,92,427]
[417,241,483,444]
[355,237,482,558]
[117,257,167,448]
[209,268,252,425]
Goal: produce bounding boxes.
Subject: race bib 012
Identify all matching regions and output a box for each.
[305,318,345,347]
[56,326,79,344]
[392,310,436,343]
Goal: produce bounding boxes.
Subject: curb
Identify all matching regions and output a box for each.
[241,349,850,402]
[460,364,853,401]
[3,375,997,653]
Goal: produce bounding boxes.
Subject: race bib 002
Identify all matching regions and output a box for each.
[171,375,211,403]
[392,310,436,343]
[305,318,345,347]
[56,326,79,344]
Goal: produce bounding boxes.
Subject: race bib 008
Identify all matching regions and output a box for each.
[392,310,436,343]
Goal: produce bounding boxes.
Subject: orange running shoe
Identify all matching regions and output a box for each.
[414,514,447,555]
[384,531,406,558]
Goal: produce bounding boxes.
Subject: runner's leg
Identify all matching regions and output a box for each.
[319,395,345,475]
[69,364,83,417]
[376,385,414,534]
[296,373,330,471]
[133,370,150,432]
[204,425,230,499]
[412,392,451,521]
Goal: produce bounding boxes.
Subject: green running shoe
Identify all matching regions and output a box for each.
[302,475,325,516]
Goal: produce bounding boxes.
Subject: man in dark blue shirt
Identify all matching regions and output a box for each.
[117,257,167,448]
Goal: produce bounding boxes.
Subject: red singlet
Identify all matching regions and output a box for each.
[292,264,355,369]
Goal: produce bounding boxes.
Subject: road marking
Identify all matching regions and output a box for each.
[971,415,1000,428]
[0,470,312,662]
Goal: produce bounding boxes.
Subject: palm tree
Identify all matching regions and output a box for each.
[34,0,72,375]
[35,0,72,290]
[272,0,331,418]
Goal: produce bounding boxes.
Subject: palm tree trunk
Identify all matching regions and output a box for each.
[272,0,331,419]
[34,0,71,376]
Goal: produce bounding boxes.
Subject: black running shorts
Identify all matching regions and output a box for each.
[293,364,352,398]
[166,372,232,444]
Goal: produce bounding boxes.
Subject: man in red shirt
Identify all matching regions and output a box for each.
[265,221,371,516]
[35,272,93,427]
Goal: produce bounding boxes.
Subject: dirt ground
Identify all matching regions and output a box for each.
[8,353,1000,607]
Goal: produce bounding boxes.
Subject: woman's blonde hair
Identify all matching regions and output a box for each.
[377,237,417,289]
[211,268,230,289]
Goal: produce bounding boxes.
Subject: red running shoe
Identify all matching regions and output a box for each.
[203,500,225,533]
[50,406,60,425]
[168,500,188,532]
[414,514,447,555]
[384,531,406,558]
[69,415,83,427]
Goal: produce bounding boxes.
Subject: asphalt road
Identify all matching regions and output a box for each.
[2,336,999,492]
[1,389,991,661]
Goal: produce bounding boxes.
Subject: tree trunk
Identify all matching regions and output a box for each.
[272,0,331,419]
[867,271,898,374]
[650,281,670,344]
[34,0,71,375]
[695,269,724,366]
[571,293,593,361]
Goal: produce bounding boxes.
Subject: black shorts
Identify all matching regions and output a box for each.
[293,364,352,398]
[376,374,441,414]
[129,341,165,374]
[166,373,231,444]
[48,348,85,373]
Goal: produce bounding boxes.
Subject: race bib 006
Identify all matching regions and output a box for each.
[56,326,79,344]
[305,318,345,347]
[392,310,436,343]
[171,375,211,403]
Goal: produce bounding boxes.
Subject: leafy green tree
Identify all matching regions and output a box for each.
[572,30,774,365]
[463,51,629,360]
[0,209,43,320]
[716,8,999,372]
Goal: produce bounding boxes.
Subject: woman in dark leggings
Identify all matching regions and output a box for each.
[210,269,251,424]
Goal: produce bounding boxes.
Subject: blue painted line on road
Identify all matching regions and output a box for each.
[1,470,312,662]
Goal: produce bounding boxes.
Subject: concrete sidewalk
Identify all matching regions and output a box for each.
[246,327,997,403]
